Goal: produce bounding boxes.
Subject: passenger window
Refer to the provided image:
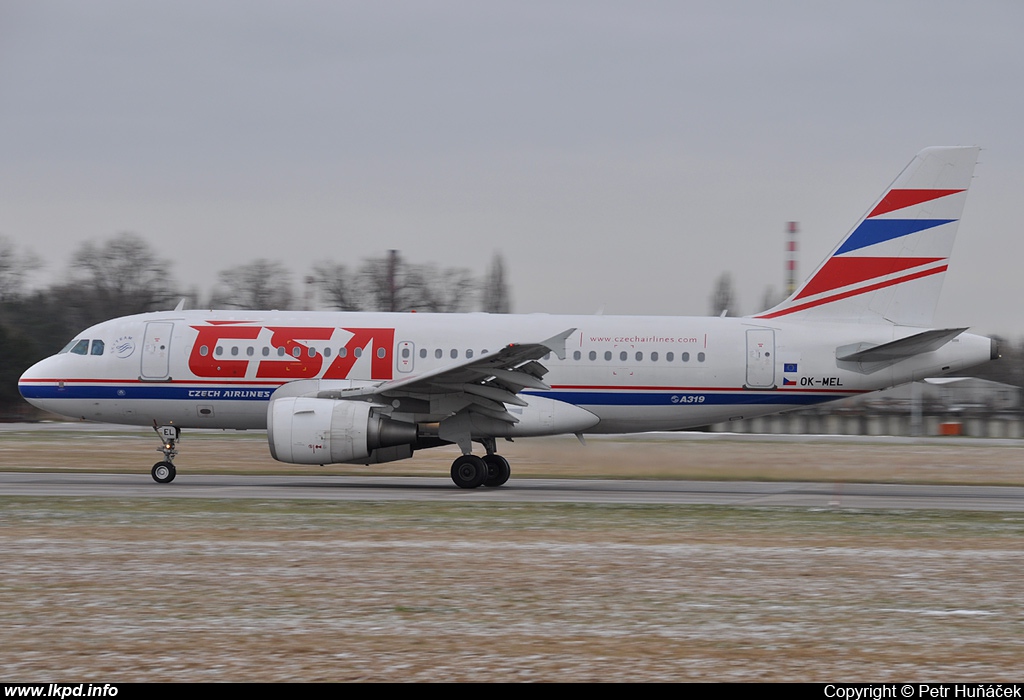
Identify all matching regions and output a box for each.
[215,346,223,357]
[635,352,643,361]
[573,351,581,360]
[339,348,347,358]
[70,339,90,355]
[419,349,427,359]
[450,349,457,359]
[90,340,105,356]
[698,352,706,362]
[200,345,209,357]
[619,351,627,361]
[246,347,254,357]
[402,348,410,358]
[377,347,386,359]
[589,351,597,361]
[651,352,659,362]
[309,346,317,358]
[604,351,612,361]
[681,352,690,362]
[354,347,362,358]
[467,349,474,359]
[435,348,442,359]
[666,352,674,362]
[262,347,270,357]
[324,347,332,357]
[231,346,239,356]
[292,346,301,358]
[277,347,286,357]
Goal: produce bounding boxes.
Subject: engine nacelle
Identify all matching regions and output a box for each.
[267,397,417,465]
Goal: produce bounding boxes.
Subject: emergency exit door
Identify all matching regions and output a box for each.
[397,341,415,373]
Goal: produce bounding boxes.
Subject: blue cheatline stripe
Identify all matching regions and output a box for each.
[21,384,849,408]
[18,385,276,401]
[834,219,954,255]
[526,391,845,407]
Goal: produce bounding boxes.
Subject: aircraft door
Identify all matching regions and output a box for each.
[141,321,174,380]
[745,328,775,388]
[397,341,415,373]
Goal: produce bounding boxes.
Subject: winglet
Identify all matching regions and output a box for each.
[541,328,577,360]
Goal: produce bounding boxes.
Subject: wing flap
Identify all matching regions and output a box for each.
[437,382,530,407]
[466,367,551,391]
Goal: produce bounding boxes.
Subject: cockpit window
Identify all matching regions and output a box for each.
[68,339,90,355]
[59,339,105,356]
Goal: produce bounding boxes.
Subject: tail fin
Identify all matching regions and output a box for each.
[755,146,980,326]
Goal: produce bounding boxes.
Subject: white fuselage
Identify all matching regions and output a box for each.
[18,309,994,434]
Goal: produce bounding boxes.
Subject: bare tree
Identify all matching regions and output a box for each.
[69,232,176,317]
[357,254,399,312]
[482,252,511,313]
[311,260,361,311]
[353,252,476,312]
[709,272,737,316]
[759,285,784,314]
[211,259,294,309]
[0,322,39,410]
[0,235,42,302]
[404,263,477,313]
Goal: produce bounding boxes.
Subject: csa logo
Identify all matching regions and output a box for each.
[114,336,137,359]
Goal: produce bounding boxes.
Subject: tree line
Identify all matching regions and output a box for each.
[0,232,512,414]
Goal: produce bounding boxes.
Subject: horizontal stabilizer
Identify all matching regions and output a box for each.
[836,327,968,363]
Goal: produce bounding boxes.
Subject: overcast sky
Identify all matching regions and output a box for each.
[2,1,1022,336]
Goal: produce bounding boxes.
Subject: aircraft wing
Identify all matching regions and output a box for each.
[315,327,576,423]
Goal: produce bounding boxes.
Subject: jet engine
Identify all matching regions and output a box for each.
[267,396,417,465]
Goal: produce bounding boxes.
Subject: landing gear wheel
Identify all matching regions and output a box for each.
[451,455,488,489]
[152,425,180,483]
[482,454,511,488]
[151,461,176,484]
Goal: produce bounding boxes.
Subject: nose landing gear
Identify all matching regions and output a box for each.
[151,424,179,483]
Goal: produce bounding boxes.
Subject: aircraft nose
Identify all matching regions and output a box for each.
[18,356,58,409]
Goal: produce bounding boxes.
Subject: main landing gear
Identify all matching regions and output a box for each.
[449,439,512,489]
[151,424,179,484]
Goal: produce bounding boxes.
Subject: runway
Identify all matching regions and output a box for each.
[2,471,1023,511]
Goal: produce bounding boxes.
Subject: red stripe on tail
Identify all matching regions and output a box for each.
[795,257,944,299]
[867,189,963,218]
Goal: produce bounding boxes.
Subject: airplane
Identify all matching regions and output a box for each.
[18,146,997,488]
